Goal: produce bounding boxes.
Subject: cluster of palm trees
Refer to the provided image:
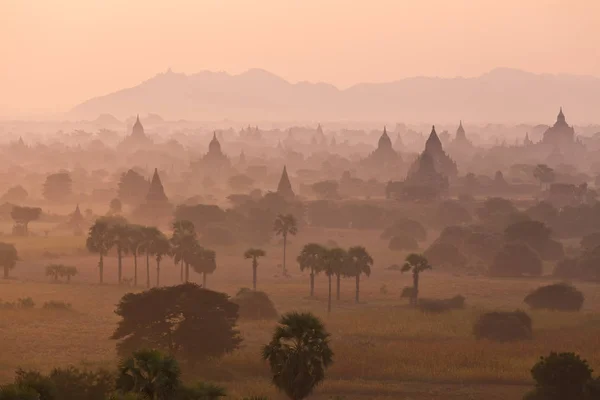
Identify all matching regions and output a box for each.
[297,244,373,312]
[86,216,216,288]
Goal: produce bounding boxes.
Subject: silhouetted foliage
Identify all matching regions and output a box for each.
[381,219,427,242]
[388,234,418,251]
[0,242,18,279]
[524,283,584,311]
[262,312,333,400]
[244,248,266,290]
[504,220,563,261]
[311,180,340,200]
[489,243,543,277]
[473,310,532,341]
[525,352,594,400]
[43,172,72,202]
[116,349,180,400]
[418,295,465,313]
[434,200,472,227]
[10,206,41,236]
[401,254,432,305]
[274,214,298,275]
[424,242,467,269]
[233,288,278,320]
[117,169,149,205]
[111,283,242,365]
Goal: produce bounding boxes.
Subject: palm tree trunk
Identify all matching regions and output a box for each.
[310,269,315,297]
[146,251,150,288]
[117,247,122,284]
[203,272,207,288]
[282,234,287,275]
[252,263,257,290]
[328,274,332,314]
[336,273,341,300]
[99,253,104,284]
[355,274,360,303]
[185,262,189,282]
[413,271,420,306]
[133,252,138,286]
[180,259,183,282]
[156,259,160,287]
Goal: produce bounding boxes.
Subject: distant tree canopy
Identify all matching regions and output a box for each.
[10,206,42,236]
[524,283,584,312]
[388,234,419,251]
[504,220,564,261]
[489,242,543,277]
[424,242,467,269]
[0,185,28,203]
[111,283,242,365]
[0,242,18,279]
[311,180,340,200]
[381,219,427,242]
[117,169,149,205]
[434,200,472,228]
[43,172,73,202]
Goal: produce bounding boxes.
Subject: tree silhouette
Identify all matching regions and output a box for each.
[297,243,326,297]
[170,220,197,282]
[244,248,266,290]
[127,225,144,286]
[109,198,123,215]
[346,246,373,303]
[139,226,163,288]
[322,248,347,313]
[116,349,180,400]
[112,283,242,365]
[262,312,333,400]
[533,164,556,189]
[10,206,41,236]
[118,169,150,205]
[273,214,298,276]
[43,172,73,202]
[190,246,217,289]
[0,242,18,279]
[401,253,432,306]
[152,232,171,287]
[107,217,130,285]
[86,219,114,284]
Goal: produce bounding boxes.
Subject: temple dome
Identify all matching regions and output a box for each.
[208,132,222,154]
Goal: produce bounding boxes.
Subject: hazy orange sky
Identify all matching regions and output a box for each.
[1,0,599,116]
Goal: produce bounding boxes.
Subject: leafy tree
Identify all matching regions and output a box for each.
[311,180,340,200]
[13,369,56,400]
[0,385,40,400]
[127,225,144,286]
[48,367,114,400]
[533,164,556,189]
[346,246,373,303]
[401,254,432,305]
[424,242,467,269]
[176,382,227,400]
[139,226,163,288]
[118,169,150,205]
[321,248,346,313]
[45,264,64,282]
[297,243,326,297]
[434,200,472,227]
[109,198,123,215]
[388,234,419,251]
[170,220,198,282]
[524,283,584,311]
[43,172,72,202]
[152,232,171,288]
[0,242,18,279]
[273,214,298,275]
[86,219,114,284]
[525,352,593,400]
[380,219,427,242]
[504,220,563,261]
[244,248,266,290]
[490,243,543,277]
[116,349,180,400]
[10,206,42,236]
[107,217,130,285]
[0,185,28,203]
[189,246,217,289]
[111,283,242,366]
[262,312,333,400]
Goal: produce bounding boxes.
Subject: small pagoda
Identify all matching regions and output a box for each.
[276,166,295,200]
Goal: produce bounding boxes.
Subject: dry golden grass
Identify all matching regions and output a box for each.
[1,227,599,399]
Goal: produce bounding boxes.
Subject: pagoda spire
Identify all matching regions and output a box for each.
[146,168,169,203]
[277,165,295,199]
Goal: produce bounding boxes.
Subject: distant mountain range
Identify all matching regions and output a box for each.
[70,68,600,124]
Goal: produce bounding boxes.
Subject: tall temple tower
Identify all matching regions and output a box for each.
[277,165,295,199]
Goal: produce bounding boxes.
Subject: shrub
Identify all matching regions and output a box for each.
[489,243,543,277]
[18,298,35,309]
[400,287,416,299]
[232,288,278,320]
[48,366,114,400]
[0,385,41,400]
[381,219,427,242]
[524,283,584,311]
[473,310,532,341]
[42,301,73,311]
[424,242,467,269]
[388,234,419,251]
[553,258,580,279]
[525,352,593,400]
[418,295,466,313]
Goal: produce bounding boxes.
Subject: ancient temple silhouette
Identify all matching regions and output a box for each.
[541,108,575,147]
[121,115,152,147]
[409,126,458,177]
[67,204,85,235]
[192,132,231,174]
[405,153,449,192]
[135,168,172,220]
[146,168,169,204]
[452,121,472,147]
[276,165,295,199]
[523,132,534,146]
[362,127,402,167]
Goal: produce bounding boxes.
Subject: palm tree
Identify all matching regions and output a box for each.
[401,253,432,306]
[297,243,326,297]
[127,224,144,286]
[139,226,162,288]
[86,219,113,284]
[116,349,180,400]
[273,214,298,276]
[153,232,171,287]
[190,246,217,288]
[108,219,130,285]
[171,220,197,282]
[322,248,346,314]
[346,246,373,303]
[262,312,333,400]
[244,248,266,290]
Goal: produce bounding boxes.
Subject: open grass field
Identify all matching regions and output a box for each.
[1,227,600,399]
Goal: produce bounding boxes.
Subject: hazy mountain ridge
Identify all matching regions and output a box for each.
[71,68,600,123]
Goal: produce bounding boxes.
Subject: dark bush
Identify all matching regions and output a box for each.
[525,352,593,400]
[48,367,115,400]
[524,283,584,311]
[43,301,73,311]
[232,288,278,320]
[489,243,543,277]
[381,219,427,242]
[553,258,580,279]
[434,200,472,227]
[418,295,466,313]
[473,310,532,341]
[400,287,416,299]
[388,234,419,251]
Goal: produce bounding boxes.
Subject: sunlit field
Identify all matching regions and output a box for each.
[1,227,599,399]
